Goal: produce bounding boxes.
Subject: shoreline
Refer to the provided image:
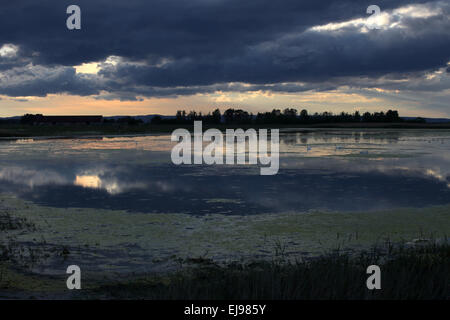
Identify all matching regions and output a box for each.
[1,193,449,299]
[2,123,450,140]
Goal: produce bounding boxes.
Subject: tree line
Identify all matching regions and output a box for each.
[151,108,407,125]
[14,108,423,126]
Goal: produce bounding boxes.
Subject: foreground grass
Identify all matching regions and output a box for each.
[89,242,449,300]
[1,239,449,299]
[1,197,449,299]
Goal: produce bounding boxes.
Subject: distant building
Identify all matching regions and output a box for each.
[27,115,103,125]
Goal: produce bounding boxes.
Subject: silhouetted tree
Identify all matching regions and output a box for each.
[212,108,222,124]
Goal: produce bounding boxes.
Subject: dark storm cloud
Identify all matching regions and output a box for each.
[0,0,448,99]
[0,65,100,97]
[0,0,424,64]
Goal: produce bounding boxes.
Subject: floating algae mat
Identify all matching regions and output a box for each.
[1,193,449,278]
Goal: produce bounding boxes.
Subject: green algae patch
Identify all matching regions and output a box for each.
[1,193,449,277]
[248,206,450,254]
[0,262,64,294]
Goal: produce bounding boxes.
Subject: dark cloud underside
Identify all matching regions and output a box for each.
[0,0,448,101]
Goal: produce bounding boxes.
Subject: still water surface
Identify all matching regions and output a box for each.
[1,129,450,275]
[1,129,450,214]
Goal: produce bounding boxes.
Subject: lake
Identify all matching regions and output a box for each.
[1,129,450,276]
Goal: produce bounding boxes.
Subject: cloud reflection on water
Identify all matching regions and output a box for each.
[0,130,449,213]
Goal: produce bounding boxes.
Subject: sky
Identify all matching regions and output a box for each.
[0,0,449,117]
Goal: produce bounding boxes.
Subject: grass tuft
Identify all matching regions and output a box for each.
[90,241,450,300]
